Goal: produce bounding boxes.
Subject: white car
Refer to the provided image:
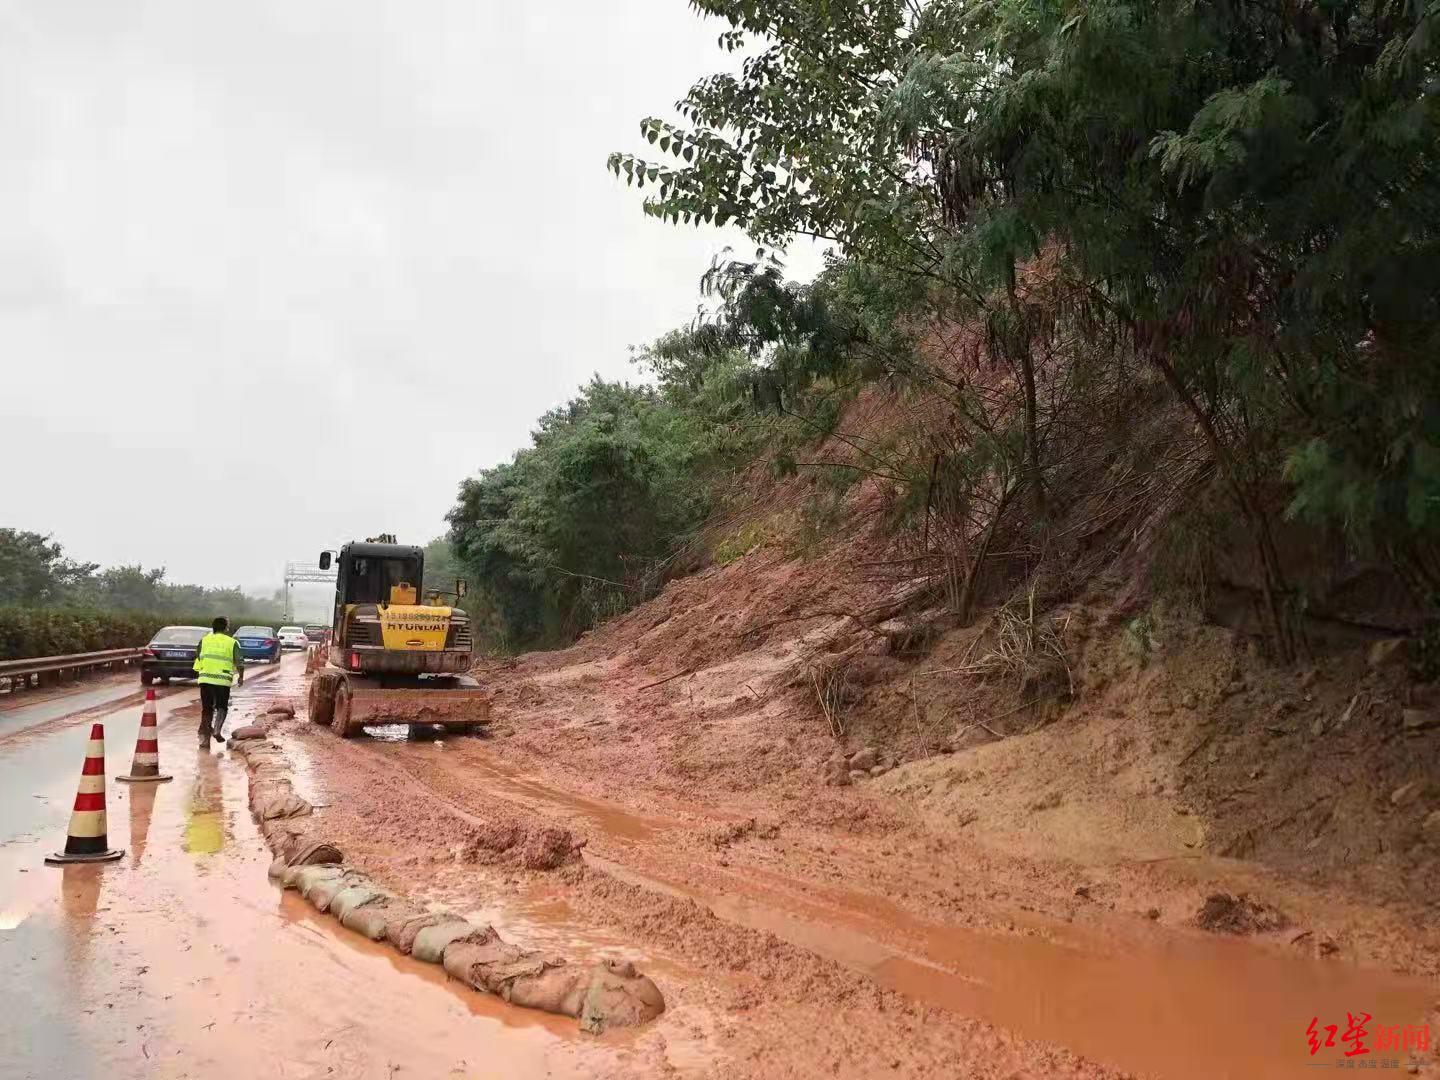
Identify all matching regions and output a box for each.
[278,626,310,650]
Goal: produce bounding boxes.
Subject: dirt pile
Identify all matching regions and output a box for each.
[474,528,1440,923]
[459,819,580,870]
[1194,893,1289,935]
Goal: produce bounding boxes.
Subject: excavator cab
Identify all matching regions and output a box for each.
[309,537,488,737]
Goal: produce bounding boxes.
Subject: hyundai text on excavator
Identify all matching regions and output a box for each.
[306,535,489,737]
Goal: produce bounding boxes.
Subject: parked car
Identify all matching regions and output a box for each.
[141,625,208,685]
[234,625,280,663]
[278,626,309,650]
[303,624,328,644]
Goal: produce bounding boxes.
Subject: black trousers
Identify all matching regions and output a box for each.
[199,683,231,739]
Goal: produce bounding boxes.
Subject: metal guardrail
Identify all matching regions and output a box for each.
[0,648,143,688]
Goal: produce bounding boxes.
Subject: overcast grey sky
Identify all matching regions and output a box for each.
[0,2,822,594]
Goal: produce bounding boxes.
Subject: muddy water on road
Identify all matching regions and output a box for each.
[586,847,1434,1080]
[0,666,630,1080]
[369,739,1435,1080]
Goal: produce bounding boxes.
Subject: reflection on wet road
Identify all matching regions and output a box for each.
[0,655,605,1080]
[183,749,227,856]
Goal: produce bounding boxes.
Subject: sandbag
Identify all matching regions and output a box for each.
[263,820,304,853]
[442,933,574,1007]
[235,743,281,765]
[294,864,346,896]
[411,919,477,964]
[329,884,387,922]
[507,965,590,1017]
[478,955,555,996]
[249,779,288,809]
[439,930,508,983]
[305,871,363,912]
[267,855,288,880]
[227,724,266,742]
[287,839,342,867]
[341,901,393,941]
[386,910,449,955]
[260,793,312,820]
[579,960,666,1033]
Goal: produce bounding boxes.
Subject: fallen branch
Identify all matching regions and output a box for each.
[1264,794,1333,834]
[637,668,695,691]
[1178,731,1216,765]
[793,460,907,483]
[915,625,993,678]
[546,565,628,590]
[810,662,849,739]
[1127,853,1203,865]
[741,610,865,638]
[955,695,1050,739]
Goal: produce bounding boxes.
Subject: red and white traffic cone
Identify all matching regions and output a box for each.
[117,689,172,784]
[45,722,124,865]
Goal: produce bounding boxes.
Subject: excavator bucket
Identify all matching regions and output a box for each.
[309,669,491,737]
[348,685,491,729]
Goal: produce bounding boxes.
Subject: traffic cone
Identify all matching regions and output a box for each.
[45,722,124,865]
[117,689,172,784]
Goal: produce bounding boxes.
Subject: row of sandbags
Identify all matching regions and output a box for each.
[230,737,314,825]
[233,737,665,1033]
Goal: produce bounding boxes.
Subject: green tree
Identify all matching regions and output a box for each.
[613,0,1440,650]
[75,565,169,612]
[421,536,463,597]
[0,529,283,626]
[448,377,726,645]
[0,530,97,604]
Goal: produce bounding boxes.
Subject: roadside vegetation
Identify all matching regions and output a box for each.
[446,375,765,647]
[450,0,1440,659]
[0,528,284,660]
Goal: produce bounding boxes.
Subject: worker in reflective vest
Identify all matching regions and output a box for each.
[193,617,244,746]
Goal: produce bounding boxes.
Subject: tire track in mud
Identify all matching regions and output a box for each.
[307,731,1135,1072]
[279,724,1122,1079]
[302,724,1440,1080]
[351,737,1039,1022]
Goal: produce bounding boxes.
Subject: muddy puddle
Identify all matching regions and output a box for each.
[408,874,718,1075]
[0,677,646,1080]
[242,668,1437,1077]
[316,720,1436,1076]
[584,852,1434,1079]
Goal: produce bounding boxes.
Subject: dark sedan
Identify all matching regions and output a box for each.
[235,625,281,663]
[140,625,208,685]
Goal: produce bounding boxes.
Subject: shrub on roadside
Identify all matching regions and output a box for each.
[0,607,208,661]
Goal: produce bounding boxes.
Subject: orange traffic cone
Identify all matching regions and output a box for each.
[46,722,124,864]
[117,689,172,784]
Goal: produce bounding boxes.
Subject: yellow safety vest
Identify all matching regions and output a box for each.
[193,632,239,687]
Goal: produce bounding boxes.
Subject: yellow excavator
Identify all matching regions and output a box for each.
[306,535,489,737]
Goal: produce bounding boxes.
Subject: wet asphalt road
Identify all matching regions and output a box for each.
[0,655,590,1080]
